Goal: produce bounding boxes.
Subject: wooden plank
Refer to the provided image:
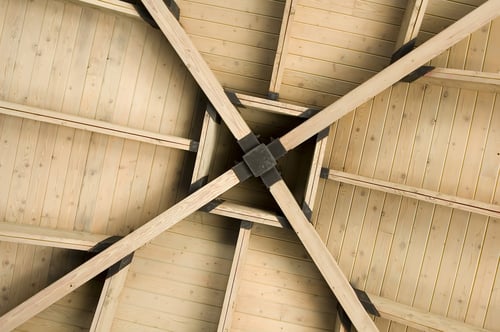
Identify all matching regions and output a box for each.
[395,0,429,50]
[72,0,139,18]
[268,179,377,331]
[210,201,284,228]
[0,168,241,330]
[369,293,489,332]
[0,222,108,251]
[217,223,251,332]
[234,92,310,117]
[279,1,500,151]
[89,266,130,332]
[269,0,295,94]
[418,67,500,92]
[0,100,195,151]
[324,169,500,219]
[141,0,251,140]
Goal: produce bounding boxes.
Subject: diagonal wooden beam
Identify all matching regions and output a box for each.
[141,0,251,141]
[269,179,378,331]
[279,0,500,151]
[0,168,242,330]
[323,169,500,219]
[0,100,197,151]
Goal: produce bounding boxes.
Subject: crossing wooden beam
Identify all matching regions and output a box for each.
[0,168,242,330]
[269,179,378,331]
[0,100,197,152]
[322,169,500,219]
[141,0,252,141]
[279,1,500,151]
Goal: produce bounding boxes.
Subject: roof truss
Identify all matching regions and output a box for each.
[1,0,499,330]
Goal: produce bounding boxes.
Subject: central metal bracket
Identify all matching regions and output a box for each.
[242,143,277,177]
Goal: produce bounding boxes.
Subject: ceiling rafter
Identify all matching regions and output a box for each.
[322,168,500,219]
[1,1,499,331]
[0,221,108,251]
[419,67,500,92]
[217,221,252,332]
[0,99,197,152]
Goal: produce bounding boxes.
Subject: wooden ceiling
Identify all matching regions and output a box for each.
[0,0,499,331]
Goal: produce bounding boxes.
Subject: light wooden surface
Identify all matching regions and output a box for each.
[0,168,241,330]
[269,179,377,331]
[280,1,500,151]
[111,215,238,331]
[274,0,402,106]
[142,0,252,140]
[232,223,338,331]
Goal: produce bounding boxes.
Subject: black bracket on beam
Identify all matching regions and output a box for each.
[242,144,277,177]
[199,198,224,212]
[88,236,134,278]
[206,102,221,124]
[320,167,330,179]
[301,201,313,222]
[267,138,287,160]
[267,91,279,100]
[391,38,434,83]
[225,91,244,108]
[337,302,352,331]
[189,175,209,194]
[299,108,321,119]
[354,287,380,316]
[316,127,330,141]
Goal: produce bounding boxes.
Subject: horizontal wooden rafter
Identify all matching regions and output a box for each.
[369,293,489,332]
[0,100,197,151]
[233,92,312,117]
[71,0,139,17]
[323,169,500,219]
[0,222,108,251]
[419,68,500,92]
[210,201,285,228]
